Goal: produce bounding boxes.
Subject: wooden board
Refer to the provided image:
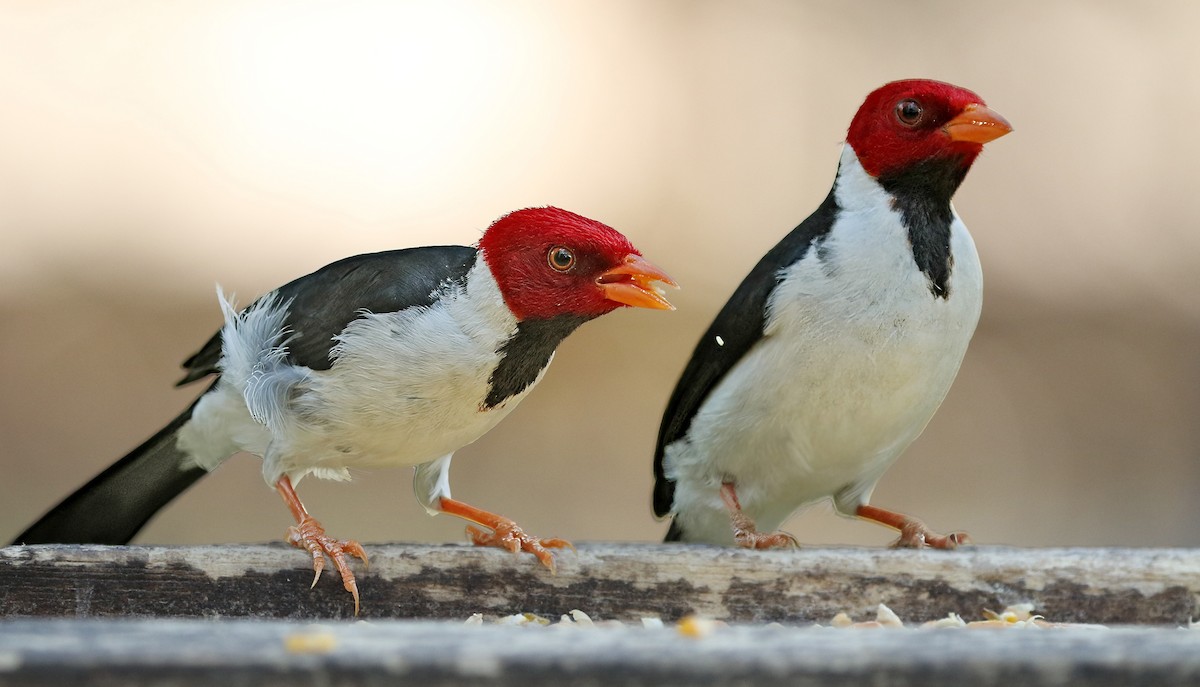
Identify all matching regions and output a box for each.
[2,543,1197,623]
[1,619,1199,686]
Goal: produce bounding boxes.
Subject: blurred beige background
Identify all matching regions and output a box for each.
[2,1,1197,550]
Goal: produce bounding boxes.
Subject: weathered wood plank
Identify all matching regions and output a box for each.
[1,620,1199,687]
[1,543,1197,624]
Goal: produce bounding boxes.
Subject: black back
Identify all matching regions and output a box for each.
[652,188,840,517]
[177,243,578,407]
[178,246,479,384]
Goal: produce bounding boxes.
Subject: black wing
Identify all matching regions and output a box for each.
[177,245,478,384]
[652,189,839,517]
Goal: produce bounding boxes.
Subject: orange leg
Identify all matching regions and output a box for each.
[437,497,572,572]
[855,503,970,549]
[275,475,369,614]
[720,482,798,549]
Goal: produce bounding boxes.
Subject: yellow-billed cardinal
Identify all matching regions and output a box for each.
[15,207,676,612]
[653,80,1011,549]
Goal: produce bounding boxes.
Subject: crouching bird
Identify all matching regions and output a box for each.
[15,207,676,612]
[653,80,1011,549]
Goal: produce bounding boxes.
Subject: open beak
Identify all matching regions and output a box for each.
[598,254,678,310]
[943,103,1013,144]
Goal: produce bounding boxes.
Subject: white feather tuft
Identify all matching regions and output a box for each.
[216,286,308,435]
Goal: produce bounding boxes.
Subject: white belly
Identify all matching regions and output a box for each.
[664,190,982,543]
[275,302,531,476]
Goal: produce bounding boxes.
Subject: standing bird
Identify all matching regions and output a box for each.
[16,207,676,612]
[653,80,1011,549]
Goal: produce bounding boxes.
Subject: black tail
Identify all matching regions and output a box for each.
[664,518,686,543]
[12,403,208,545]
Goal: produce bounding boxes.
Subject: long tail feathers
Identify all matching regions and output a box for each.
[12,402,207,545]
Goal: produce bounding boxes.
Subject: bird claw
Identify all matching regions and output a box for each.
[465,521,573,572]
[735,529,800,550]
[856,504,970,551]
[718,481,797,549]
[891,521,971,550]
[286,515,369,614]
[729,511,799,549]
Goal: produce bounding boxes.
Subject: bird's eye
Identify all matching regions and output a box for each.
[547,246,575,272]
[895,99,923,126]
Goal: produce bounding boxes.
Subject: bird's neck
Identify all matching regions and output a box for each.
[464,260,590,410]
[483,314,589,409]
[834,145,962,299]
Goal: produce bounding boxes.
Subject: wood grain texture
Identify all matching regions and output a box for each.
[2,543,1198,624]
[2,620,1200,687]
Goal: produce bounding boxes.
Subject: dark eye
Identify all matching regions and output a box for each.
[547,246,575,272]
[895,99,923,126]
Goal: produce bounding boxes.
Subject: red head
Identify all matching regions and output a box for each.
[478,207,676,321]
[846,79,1012,179]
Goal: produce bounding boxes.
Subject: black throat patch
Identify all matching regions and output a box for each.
[876,156,969,299]
[484,314,591,409]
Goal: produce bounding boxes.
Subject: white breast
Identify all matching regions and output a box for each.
[663,147,982,542]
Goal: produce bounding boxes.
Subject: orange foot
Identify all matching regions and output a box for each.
[729,511,800,549]
[721,482,798,550]
[439,497,572,572]
[856,504,971,550]
[286,514,369,613]
[275,475,369,614]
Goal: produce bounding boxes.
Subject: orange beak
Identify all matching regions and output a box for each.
[943,103,1013,144]
[598,254,678,310]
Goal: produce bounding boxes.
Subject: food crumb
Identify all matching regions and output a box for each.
[875,604,904,628]
[921,613,967,629]
[677,615,722,638]
[642,617,665,630]
[496,613,552,626]
[284,627,338,654]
